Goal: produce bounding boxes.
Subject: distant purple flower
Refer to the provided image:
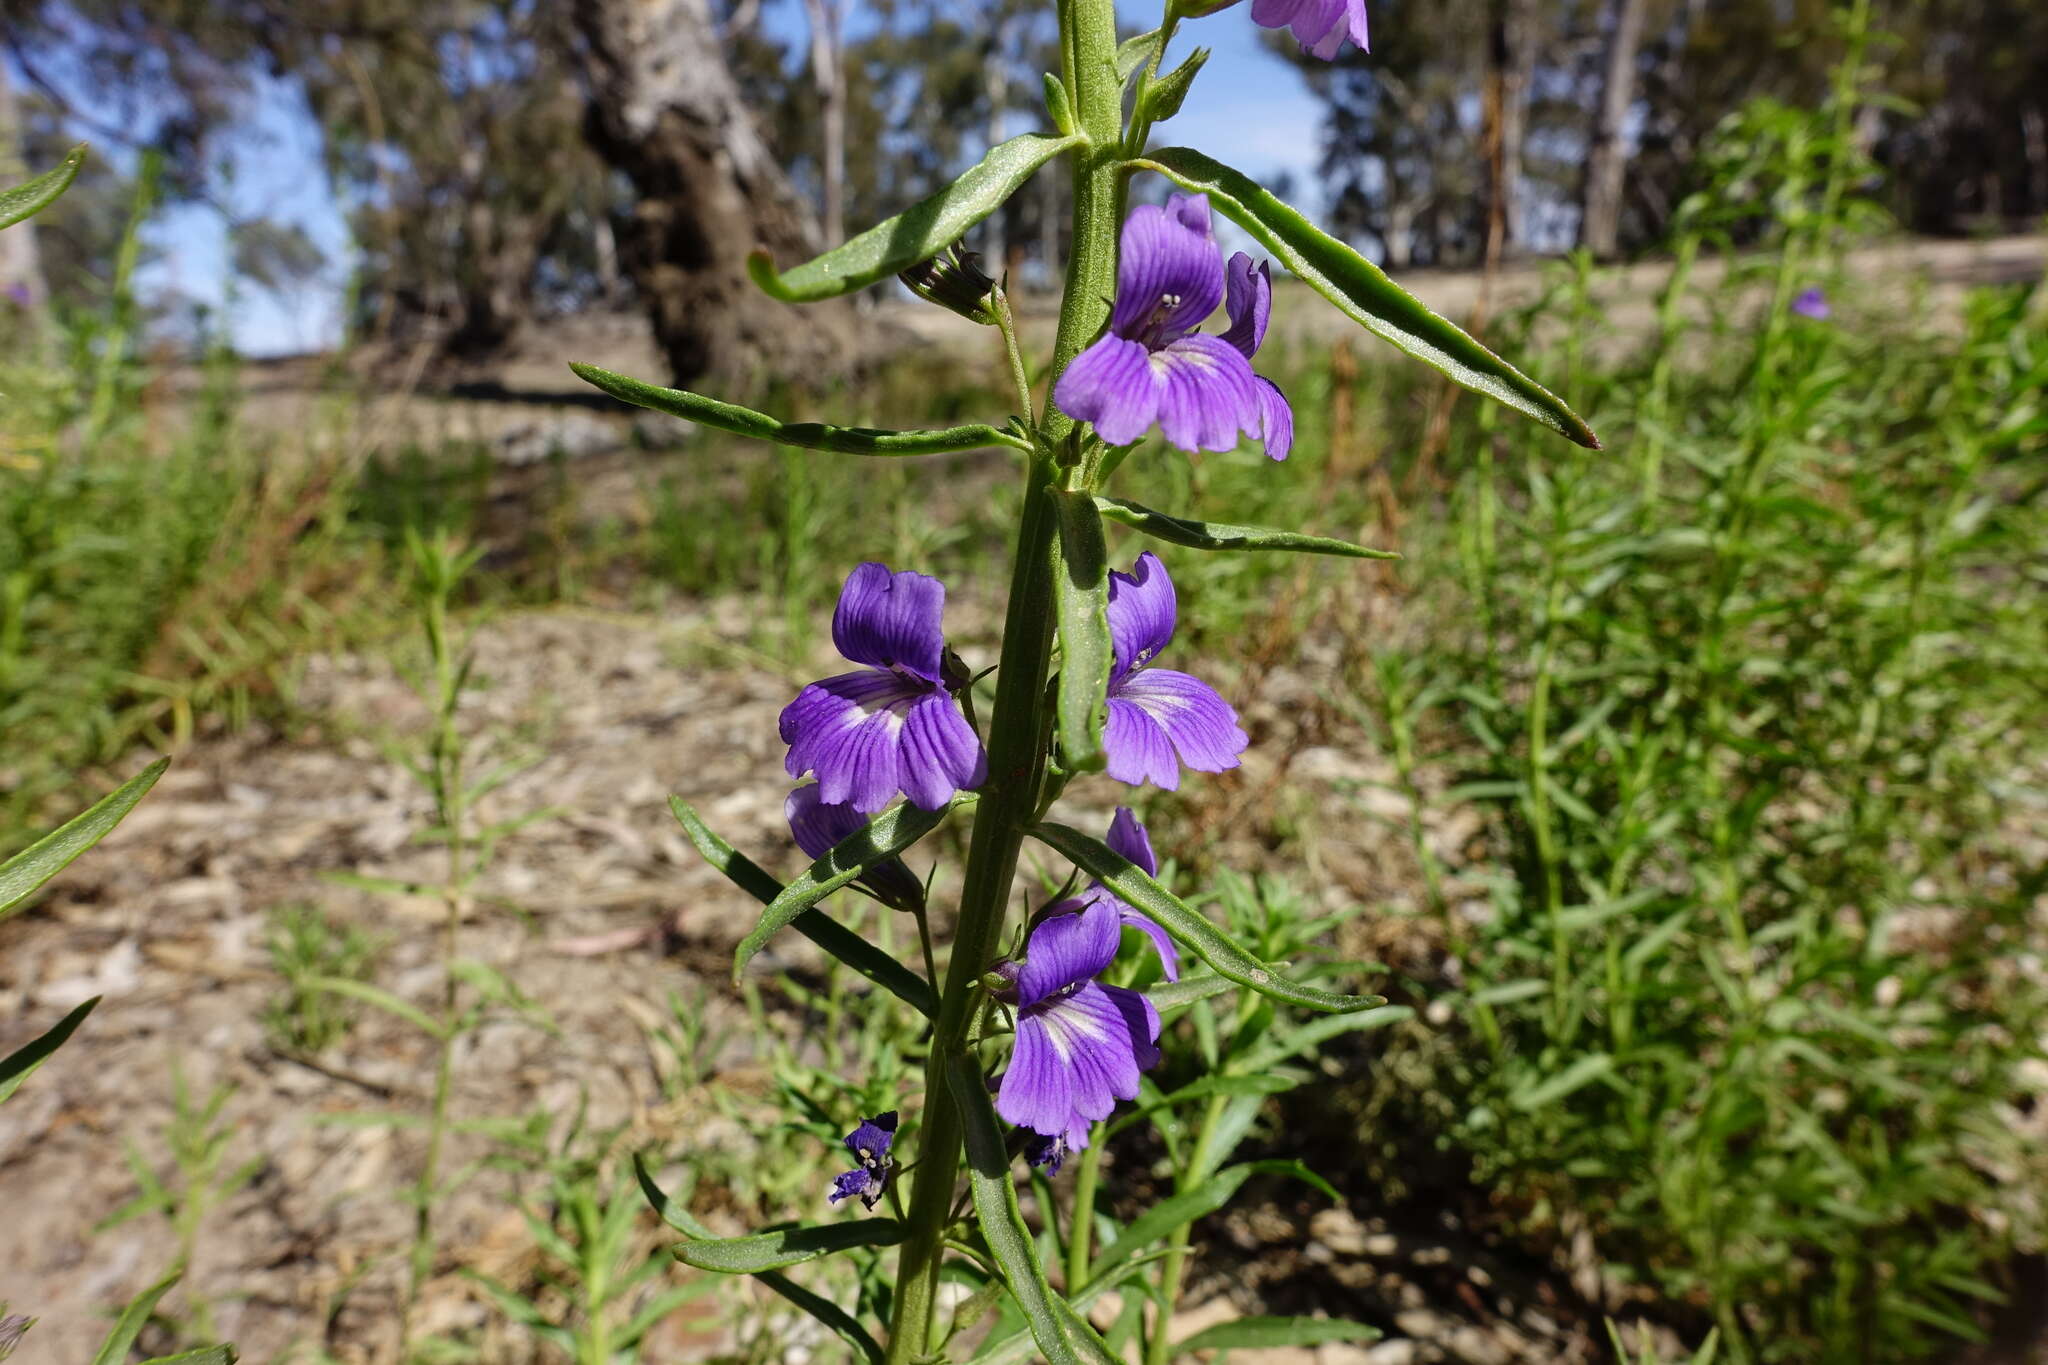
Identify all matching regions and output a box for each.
[1053,193,1293,460]
[995,899,1162,1155]
[780,563,987,815]
[1249,0,1369,58]
[1101,552,1248,790]
[1,281,29,309]
[828,1111,898,1209]
[785,783,926,909]
[1039,807,1180,981]
[1791,287,1830,320]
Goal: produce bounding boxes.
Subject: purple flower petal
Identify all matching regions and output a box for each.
[1107,551,1178,682]
[1016,899,1123,1008]
[1107,668,1248,783]
[899,689,987,810]
[828,1167,878,1204]
[1105,806,1158,876]
[1252,0,1366,56]
[1053,333,1165,448]
[1791,286,1830,320]
[1218,254,1272,359]
[780,669,927,814]
[997,980,1148,1137]
[842,1111,898,1161]
[1104,695,1184,789]
[832,563,948,681]
[1110,194,1225,344]
[785,784,926,906]
[1253,375,1294,461]
[1154,334,1261,453]
[1119,908,1180,981]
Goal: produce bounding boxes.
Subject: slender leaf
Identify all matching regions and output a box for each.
[0,144,85,230]
[947,1052,1120,1365]
[1115,30,1163,85]
[1030,822,1384,1013]
[572,363,1026,456]
[632,1156,884,1365]
[1,757,167,920]
[91,1271,181,1365]
[1147,971,1235,1015]
[137,1348,238,1365]
[1139,47,1209,125]
[1508,1053,1616,1111]
[674,1219,904,1274]
[304,976,448,1039]
[1175,1316,1380,1352]
[669,799,934,1017]
[968,1253,1171,1362]
[461,1273,577,1353]
[1052,489,1112,773]
[1088,1165,1255,1280]
[736,799,961,978]
[0,996,98,1105]
[1041,74,1074,135]
[1135,147,1599,448]
[748,132,1077,301]
[1095,495,1398,560]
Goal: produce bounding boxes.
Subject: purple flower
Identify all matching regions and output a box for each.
[1024,1131,1070,1175]
[995,899,1162,1155]
[1100,552,1248,790]
[1791,287,1830,320]
[1248,0,1369,58]
[828,1111,899,1209]
[786,783,926,910]
[1053,194,1293,460]
[1039,807,1180,981]
[780,563,987,815]
[1,281,30,309]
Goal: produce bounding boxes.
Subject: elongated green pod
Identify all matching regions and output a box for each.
[1052,489,1113,773]
[1135,147,1600,448]
[748,132,1079,303]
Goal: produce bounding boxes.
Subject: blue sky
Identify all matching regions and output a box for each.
[71,1,1330,356]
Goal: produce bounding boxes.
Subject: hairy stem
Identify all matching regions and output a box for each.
[882,0,1123,1353]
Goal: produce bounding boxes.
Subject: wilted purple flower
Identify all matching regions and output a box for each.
[1039,807,1180,981]
[780,563,987,815]
[1100,552,1248,790]
[785,783,926,909]
[1053,193,1293,460]
[995,899,1162,1155]
[828,1111,898,1209]
[1024,1131,1069,1175]
[1791,286,1830,320]
[1249,0,1369,58]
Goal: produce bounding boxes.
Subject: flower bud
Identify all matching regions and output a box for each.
[899,244,998,326]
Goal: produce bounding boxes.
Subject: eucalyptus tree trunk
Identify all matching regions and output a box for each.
[1580,0,1649,258]
[0,60,48,310]
[801,0,846,247]
[571,0,853,385]
[1483,0,1536,257]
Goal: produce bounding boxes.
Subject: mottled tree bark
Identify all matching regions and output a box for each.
[571,0,853,386]
[1580,0,1649,258]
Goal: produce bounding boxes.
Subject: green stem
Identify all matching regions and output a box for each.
[882,0,1123,1354]
[1065,1137,1106,1290]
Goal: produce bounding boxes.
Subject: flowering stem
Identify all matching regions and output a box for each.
[1064,1137,1106,1289]
[882,0,1123,1352]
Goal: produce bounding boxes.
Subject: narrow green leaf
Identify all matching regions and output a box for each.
[967,1254,1171,1362]
[1175,1316,1380,1352]
[1139,48,1209,125]
[1088,1165,1255,1281]
[92,1270,181,1365]
[669,799,935,1017]
[0,144,86,230]
[1,757,168,920]
[735,799,960,979]
[1146,971,1235,1015]
[632,1156,884,1364]
[1508,1053,1616,1112]
[748,132,1078,302]
[1094,495,1399,560]
[1135,148,1599,448]
[946,1051,1121,1365]
[0,996,98,1105]
[673,1219,904,1274]
[1115,30,1163,85]
[572,363,1026,456]
[1042,74,1075,136]
[1052,489,1112,773]
[304,977,448,1040]
[137,1347,239,1365]
[1030,822,1384,1014]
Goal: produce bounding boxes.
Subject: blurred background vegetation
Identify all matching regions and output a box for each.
[1,1,2044,1362]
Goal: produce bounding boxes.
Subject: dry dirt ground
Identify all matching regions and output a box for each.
[0,591,1600,1363]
